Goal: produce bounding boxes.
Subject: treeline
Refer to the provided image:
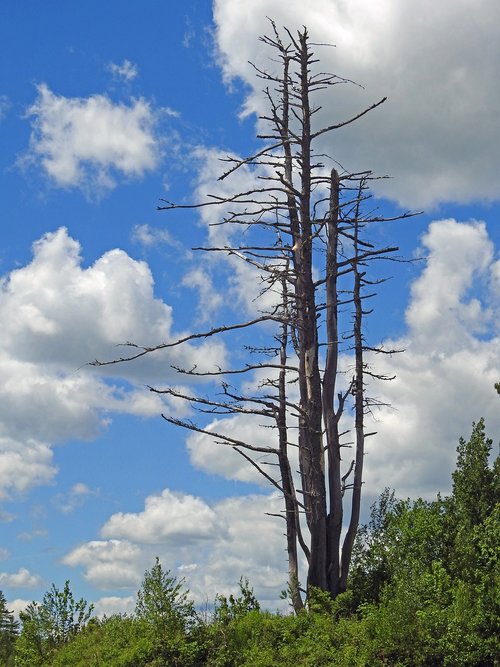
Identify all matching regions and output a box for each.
[1,420,498,666]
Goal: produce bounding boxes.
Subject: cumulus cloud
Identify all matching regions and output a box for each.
[359,218,500,497]
[93,595,135,618]
[213,0,500,208]
[186,414,278,485]
[101,488,219,544]
[24,84,161,194]
[0,227,226,498]
[405,220,493,343]
[108,59,139,81]
[0,437,55,500]
[64,490,287,606]
[0,227,226,377]
[1,226,224,369]
[199,493,288,603]
[0,567,44,588]
[63,539,145,590]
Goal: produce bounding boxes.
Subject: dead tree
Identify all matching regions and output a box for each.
[93,23,414,611]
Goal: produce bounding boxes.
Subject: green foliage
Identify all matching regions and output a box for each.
[350,419,499,666]
[200,580,370,666]
[21,562,201,667]
[197,577,261,666]
[15,580,93,667]
[213,578,260,624]
[49,615,161,667]
[453,420,496,523]
[134,557,197,666]
[448,419,498,581]
[348,488,398,608]
[136,557,194,628]
[201,605,375,667]
[0,590,18,666]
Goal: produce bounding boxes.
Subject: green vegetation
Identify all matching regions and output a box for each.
[0,590,18,667]
[6,421,499,666]
[14,581,93,667]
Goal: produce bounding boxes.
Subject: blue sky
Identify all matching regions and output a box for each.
[1,0,500,614]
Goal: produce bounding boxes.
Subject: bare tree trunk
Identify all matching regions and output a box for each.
[323,168,344,597]
[340,201,366,592]
[277,275,304,612]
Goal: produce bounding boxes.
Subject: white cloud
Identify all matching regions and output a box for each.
[358,218,500,497]
[182,267,224,323]
[73,482,91,495]
[93,595,135,618]
[101,489,219,544]
[0,567,44,588]
[186,414,277,485]
[24,84,161,194]
[108,59,139,81]
[0,225,225,374]
[0,227,227,498]
[0,437,56,500]
[63,539,143,589]
[213,0,500,208]
[197,493,288,604]
[405,220,493,344]
[0,548,10,560]
[0,356,111,444]
[64,490,288,607]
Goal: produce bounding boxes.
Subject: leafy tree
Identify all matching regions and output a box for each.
[135,557,194,630]
[94,21,413,611]
[447,418,498,579]
[213,577,260,625]
[452,419,496,521]
[135,557,196,666]
[347,488,398,608]
[15,580,93,667]
[200,578,261,667]
[349,420,499,666]
[46,564,204,667]
[0,590,18,666]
